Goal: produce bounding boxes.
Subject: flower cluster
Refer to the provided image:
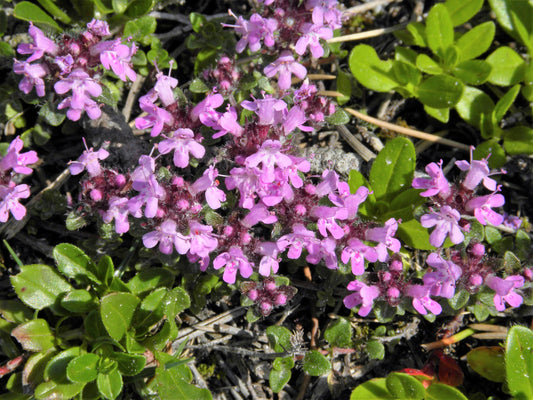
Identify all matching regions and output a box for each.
[13,20,137,121]
[0,137,38,222]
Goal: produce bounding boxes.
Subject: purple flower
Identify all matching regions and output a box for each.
[305,0,343,29]
[343,280,380,317]
[213,246,253,284]
[264,51,307,90]
[316,169,340,197]
[281,105,314,134]
[306,237,338,269]
[295,23,333,59]
[241,95,287,125]
[13,60,48,97]
[341,238,378,275]
[154,67,178,107]
[455,147,504,191]
[424,253,462,299]
[143,219,190,255]
[86,19,110,36]
[212,107,244,138]
[406,285,442,315]
[420,205,464,247]
[330,183,369,220]
[412,160,451,198]
[466,192,505,226]
[128,156,165,218]
[242,202,277,227]
[90,39,137,82]
[191,92,224,122]
[312,205,347,239]
[365,218,401,261]
[135,95,173,137]
[225,167,260,209]
[17,23,58,62]
[0,182,30,222]
[158,128,205,168]
[188,221,218,268]
[485,275,524,311]
[257,169,294,206]
[277,223,317,259]
[102,196,130,233]
[191,166,226,209]
[0,136,38,175]
[55,54,75,75]
[224,11,277,53]
[54,69,102,121]
[69,139,109,177]
[245,140,292,183]
[258,242,280,276]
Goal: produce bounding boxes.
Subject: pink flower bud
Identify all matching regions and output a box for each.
[248,289,259,301]
[223,226,234,236]
[90,189,103,201]
[177,199,190,210]
[115,174,126,187]
[240,232,252,245]
[470,274,483,286]
[260,300,273,316]
[524,268,533,281]
[382,272,392,282]
[389,259,403,271]
[274,293,287,306]
[471,243,485,257]
[190,203,202,213]
[264,281,277,292]
[172,176,185,187]
[305,184,316,195]
[387,287,400,299]
[155,208,165,218]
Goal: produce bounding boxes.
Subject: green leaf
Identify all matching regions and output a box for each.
[123,16,157,43]
[397,219,433,250]
[97,369,123,400]
[67,353,100,383]
[126,268,174,295]
[426,4,454,58]
[53,243,100,285]
[425,383,468,399]
[503,125,533,155]
[164,287,191,319]
[36,0,71,24]
[302,350,331,376]
[134,287,168,332]
[124,0,153,18]
[110,352,146,376]
[448,289,470,310]
[336,70,352,105]
[324,317,352,348]
[38,102,66,127]
[34,380,85,400]
[445,0,484,26]
[100,293,140,342]
[60,289,96,313]
[455,21,495,61]
[486,47,526,86]
[96,255,114,289]
[455,86,495,128]
[515,229,531,260]
[474,140,506,169]
[12,319,55,352]
[386,372,425,399]
[395,47,418,65]
[190,12,207,33]
[416,75,464,109]
[424,105,450,123]
[494,84,521,122]
[11,264,72,310]
[270,356,294,393]
[406,22,427,47]
[266,326,292,353]
[13,1,61,31]
[349,44,399,92]
[466,346,506,382]
[44,347,81,381]
[111,0,128,13]
[351,378,393,399]
[0,300,33,324]
[453,60,492,85]
[142,319,178,351]
[325,108,350,125]
[85,310,108,340]
[506,326,533,399]
[365,340,385,360]
[489,0,533,47]
[189,79,209,94]
[415,54,443,75]
[369,137,416,202]
[385,188,425,221]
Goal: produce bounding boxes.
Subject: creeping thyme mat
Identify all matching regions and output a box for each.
[1,0,533,399]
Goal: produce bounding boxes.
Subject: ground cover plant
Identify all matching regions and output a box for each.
[0,0,532,399]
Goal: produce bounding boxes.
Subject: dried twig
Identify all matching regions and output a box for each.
[327,23,408,44]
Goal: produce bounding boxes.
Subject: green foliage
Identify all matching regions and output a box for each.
[302,350,331,376]
[505,325,533,399]
[350,0,533,155]
[5,243,201,399]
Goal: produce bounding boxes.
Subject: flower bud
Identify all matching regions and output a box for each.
[90,189,103,202]
[470,243,485,257]
[470,274,483,286]
[247,289,259,301]
[115,174,126,187]
[274,293,287,306]
[260,300,273,316]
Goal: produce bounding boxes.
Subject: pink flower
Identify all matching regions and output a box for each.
[420,206,464,247]
[158,128,205,168]
[54,69,102,121]
[90,38,137,82]
[312,205,347,239]
[188,221,218,268]
[86,19,110,36]
[241,95,287,125]
[365,218,401,261]
[264,51,307,90]
[69,138,109,177]
[135,95,173,137]
[143,219,190,255]
[341,239,378,275]
[412,160,450,198]
[485,275,524,311]
[102,196,130,234]
[245,140,292,183]
[258,242,280,276]
[153,68,178,107]
[424,253,462,299]
[466,192,505,226]
[17,23,58,62]
[213,246,253,284]
[13,60,48,97]
[0,182,30,222]
[406,284,442,315]
[0,136,38,175]
[295,23,333,59]
[343,280,380,317]
[191,166,226,209]
[455,147,504,191]
[277,224,317,259]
